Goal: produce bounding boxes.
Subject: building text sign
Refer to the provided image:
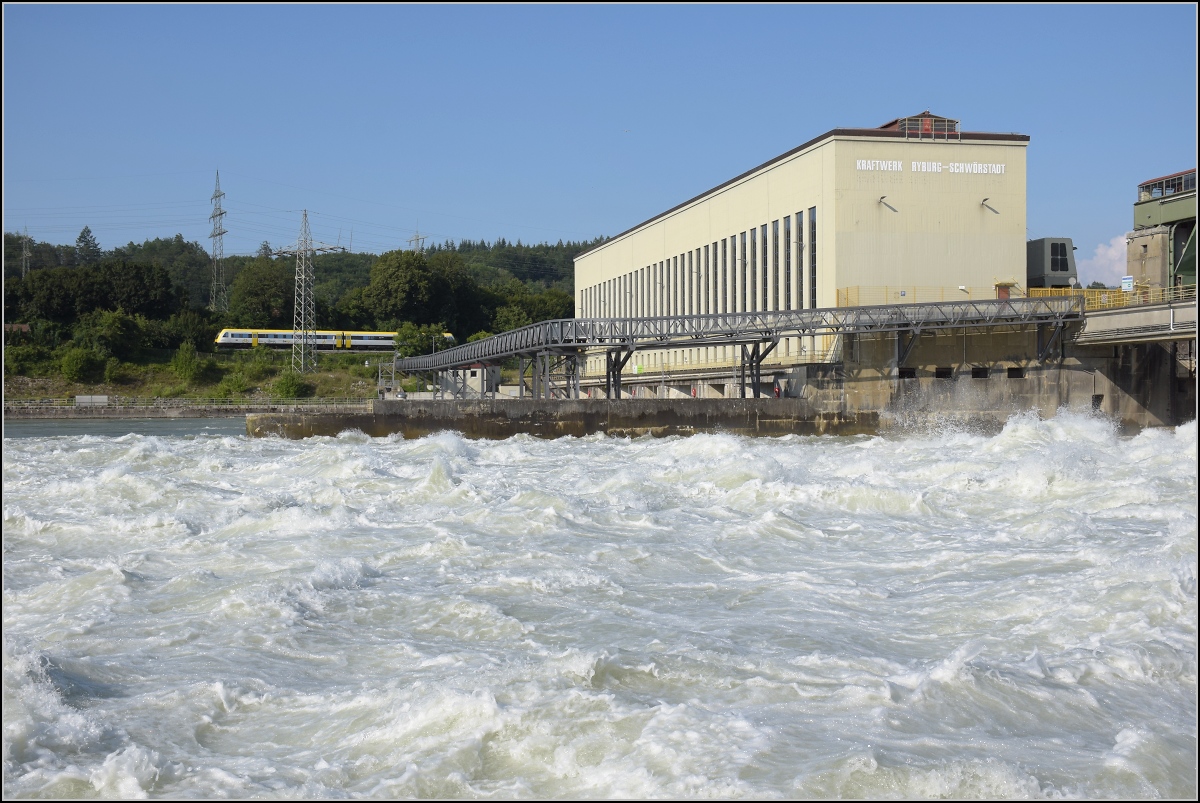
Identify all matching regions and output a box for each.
[856,159,1006,174]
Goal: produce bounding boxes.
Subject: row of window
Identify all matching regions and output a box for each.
[582,208,817,319]
[1049,241,1071,272]
[222,332,392,340]
[1138,171,1196,200]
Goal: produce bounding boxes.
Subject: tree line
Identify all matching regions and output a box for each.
[4,228,603,381]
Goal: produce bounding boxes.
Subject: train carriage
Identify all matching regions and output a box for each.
[215,329,398,350]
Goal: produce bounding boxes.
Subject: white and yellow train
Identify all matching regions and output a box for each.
[214,329,398,350]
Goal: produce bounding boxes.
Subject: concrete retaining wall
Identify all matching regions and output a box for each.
[246,331,1195,439]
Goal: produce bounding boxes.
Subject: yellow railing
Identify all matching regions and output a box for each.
[837,286,1008,307]
[1028,285,1196,311]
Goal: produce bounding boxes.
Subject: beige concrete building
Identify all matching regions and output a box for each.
[574,112,1030,374]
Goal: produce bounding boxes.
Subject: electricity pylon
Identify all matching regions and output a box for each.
[209,172,229,312]
[275,210,344,374]
[21,226,31,278]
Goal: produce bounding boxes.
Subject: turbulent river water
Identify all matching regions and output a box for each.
[3,414,1196,799]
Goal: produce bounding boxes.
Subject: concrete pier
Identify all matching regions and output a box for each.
[247,331,1195,439]
[247,398,880,440]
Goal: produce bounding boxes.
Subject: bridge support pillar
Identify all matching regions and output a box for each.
[739,339,779,398]
[606,349,633,400]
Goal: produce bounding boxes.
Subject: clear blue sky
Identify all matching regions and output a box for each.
[3,4,1196,285]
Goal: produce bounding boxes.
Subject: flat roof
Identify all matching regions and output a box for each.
[1137,168,1196,187]
[576,126,1030,261]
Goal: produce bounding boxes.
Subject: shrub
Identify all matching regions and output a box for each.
[170,342,203,384]
[214,370,251,398]
[60,347,103,383]
[4,344,50,376]
[104,357,125,384]
[238,345,277,381]
[271,371,314,400]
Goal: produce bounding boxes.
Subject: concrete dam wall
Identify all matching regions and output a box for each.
[246,334,1195,439]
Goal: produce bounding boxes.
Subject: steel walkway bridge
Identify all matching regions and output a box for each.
[392,296,1085,399]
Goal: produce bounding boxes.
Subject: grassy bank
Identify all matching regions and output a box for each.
[3,347,384,402]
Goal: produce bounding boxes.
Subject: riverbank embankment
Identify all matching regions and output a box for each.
[4,399,371,420]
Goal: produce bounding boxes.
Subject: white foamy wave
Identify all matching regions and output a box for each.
[3,413,1195,798]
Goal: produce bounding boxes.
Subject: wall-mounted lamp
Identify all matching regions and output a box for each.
[958,285,968,292]
[982,198,999,214]
[879,195,898,213]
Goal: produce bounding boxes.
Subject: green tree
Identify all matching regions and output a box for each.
[493,304,531,332]
[164,309,214,349]
[333,285,374,330]
[112,234,211,309]
[75,226,101,266]
[11,265,104,323]
[524,287,573,322]
[362,250,432,326]
[97,258,178,319]
[71,308,145,360]
[228,257,294,328]
[393,321,451,358]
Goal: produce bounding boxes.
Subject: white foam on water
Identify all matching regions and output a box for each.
[3,411,1195,798]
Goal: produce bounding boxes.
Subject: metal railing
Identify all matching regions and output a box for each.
[837,286,1007,306]
[394,296,1085,373]
[1029,284,1196,311]
[581,341,843,378]
[4,396,373,410]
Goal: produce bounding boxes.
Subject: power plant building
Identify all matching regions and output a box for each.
[573,112,1030,371]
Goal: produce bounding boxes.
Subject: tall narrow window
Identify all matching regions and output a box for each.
[739,232,748,312]
[657,262,663,316]
[686,251,693,316]
[711,242,719,313]
[771,220,779,311]
[673,256,679,315]
[704,245,710,314]
[665,259,671,316]
[729,235,737,312]
[761,224,769,311]
[795,212,804,309]
[783,217,792,310]
[660,261,666,316]
[809,207,817,309]
[749,229,757,312]
[721,238,728,313]
[652,264,662,314]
